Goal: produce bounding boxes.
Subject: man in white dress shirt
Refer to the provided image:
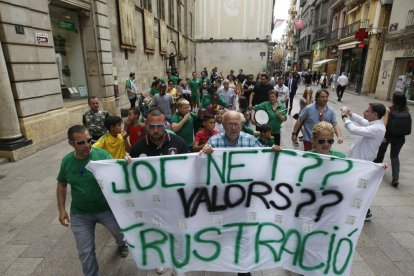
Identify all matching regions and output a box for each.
[341,103,386,220]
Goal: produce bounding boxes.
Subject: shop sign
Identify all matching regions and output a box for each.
[404,49,414,57]
[35,33,48,45]
[385,40,414,52]
[59,21,76,32]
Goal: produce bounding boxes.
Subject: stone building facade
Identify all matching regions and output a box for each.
[0,0,196,161]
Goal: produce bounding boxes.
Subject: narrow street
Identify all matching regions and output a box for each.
[1,86,413,276]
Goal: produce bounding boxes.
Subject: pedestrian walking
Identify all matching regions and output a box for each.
[374,93,412,187]
[57,125,128,276]
[82,96,109,143]
[126,72,138,107]
[292,89,343,151]
[337,73,349,101]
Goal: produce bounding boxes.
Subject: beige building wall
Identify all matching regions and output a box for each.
[0,0,196,161]
[196,42,269,76]
[374,0,414,100]
[111,0,196,104]
[195,0,273,74]
[195,0,273,40]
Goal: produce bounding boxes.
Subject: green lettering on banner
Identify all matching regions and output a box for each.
[261,149,297,181]
[227,150,258,183]
[193,227,222,262]
[324,226,339,274]
[278,229,302,266]
[206,152,227,185]
[299,230,328,271]
[111,160,131,193]
[169,234,191,268]
[254,222,285,263]
[333,237,353,274]
[131,161,157,191]
[160,156,188,188]
[224,222,258,264]
[140,228,168,265]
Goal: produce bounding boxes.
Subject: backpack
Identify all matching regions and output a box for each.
[387,110,412,136]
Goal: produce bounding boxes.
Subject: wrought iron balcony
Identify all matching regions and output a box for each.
[313,29,327,40]
[326,28,340,44]
[340,19,369,39]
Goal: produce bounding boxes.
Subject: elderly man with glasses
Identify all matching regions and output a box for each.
[56,125,128,276]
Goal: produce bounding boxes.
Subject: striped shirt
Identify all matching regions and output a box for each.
[207,132,262,148]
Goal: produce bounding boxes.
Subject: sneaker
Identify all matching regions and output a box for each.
[391,178,399,187]
[156,267,168,274]
[118,244,129,258]
[365,209,373,221]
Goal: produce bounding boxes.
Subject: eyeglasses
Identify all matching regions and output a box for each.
[317,139,334,145]
[319,112,324,122]
[148,124,165,129]
[72,137,93,146]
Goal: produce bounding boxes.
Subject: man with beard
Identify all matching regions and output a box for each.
[291,89,343,151]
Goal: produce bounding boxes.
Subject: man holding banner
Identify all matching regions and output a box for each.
[202,110,270,276]
[129,108,188,275]
[57,125,128,276]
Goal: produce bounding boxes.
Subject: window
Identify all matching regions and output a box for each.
[49,5,88,100]
[177,0,181,33]
[141,0,152,12]
[321,1,328,25]
[169,0,175,27]
[157,0,165,20]
[315,5,320,27]
[189,12,193,38]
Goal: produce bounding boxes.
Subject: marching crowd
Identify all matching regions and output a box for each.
[58,67,411,276]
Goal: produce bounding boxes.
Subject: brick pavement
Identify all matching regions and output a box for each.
[0,85,413,275]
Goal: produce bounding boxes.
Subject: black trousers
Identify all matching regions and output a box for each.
[129,97,137,108]
[336,85,346,100]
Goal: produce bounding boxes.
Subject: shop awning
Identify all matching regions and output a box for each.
[313,59,335,66]
[338,41,359,50]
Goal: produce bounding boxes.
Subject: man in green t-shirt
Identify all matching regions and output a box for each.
[56,125,128,275]
[189,71,201,110]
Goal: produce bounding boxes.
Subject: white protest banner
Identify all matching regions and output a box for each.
[86,148,385,276]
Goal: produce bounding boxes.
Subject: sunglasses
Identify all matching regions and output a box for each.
[148,124,165,129]
[72,137,93,146]
[317,139,334,145]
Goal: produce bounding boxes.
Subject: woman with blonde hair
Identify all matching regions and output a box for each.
[310,121,345,157]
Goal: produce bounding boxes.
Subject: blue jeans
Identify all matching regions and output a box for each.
[70,210,125,276]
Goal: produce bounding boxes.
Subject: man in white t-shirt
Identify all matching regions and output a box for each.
[336,73,349,101]
[274,77,289,109]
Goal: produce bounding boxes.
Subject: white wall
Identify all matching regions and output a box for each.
[195,0,273,40]
[196,42,268,76]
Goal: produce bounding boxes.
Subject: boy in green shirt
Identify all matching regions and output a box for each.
[172,99,197,149]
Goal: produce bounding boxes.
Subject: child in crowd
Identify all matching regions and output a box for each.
[172,99,197,150]
[124,107,145,147]
[93,115,130,159]
[215,109,225,133]
[193,114,220,151]
[193,108,207,133]
[257,124,275,147]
